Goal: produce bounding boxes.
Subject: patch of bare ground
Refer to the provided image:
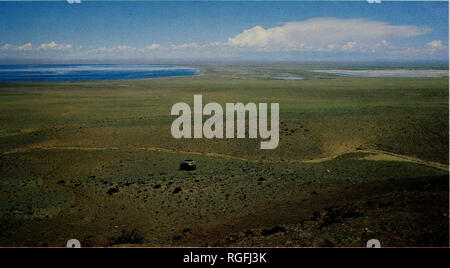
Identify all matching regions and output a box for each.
[165,175,449,247]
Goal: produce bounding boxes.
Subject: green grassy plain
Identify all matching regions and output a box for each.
[0,64,448,247]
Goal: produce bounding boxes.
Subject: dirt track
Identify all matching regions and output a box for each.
[3,146,447,171]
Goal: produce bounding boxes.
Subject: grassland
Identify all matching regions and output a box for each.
[0,64,448,247]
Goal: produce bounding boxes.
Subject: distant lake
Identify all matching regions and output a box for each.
[0,64,201,82]
[311,69,449,78]
[271,76,304,80]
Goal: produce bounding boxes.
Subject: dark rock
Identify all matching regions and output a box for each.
[173,187,182,194]
[244,230,254,236]
[107,187,119,195]
[321,239,335,247]
[109,230,144,245]
[261,226,286,236]
[318,205,363,228]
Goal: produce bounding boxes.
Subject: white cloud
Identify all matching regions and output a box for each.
[371,40,392,52]
[427,40,445,50]
[143,44,161,50]
[170,42,200,50]
[0,44,12,50]
[38,41,72,51]
[1,18,444,60]
[380,40,391,48]
[342,41,358,51]
[1,42,73,53]
[16,43,33,51]
[85,45,137,55]
[116,45,136,51]
[226,18,431,51]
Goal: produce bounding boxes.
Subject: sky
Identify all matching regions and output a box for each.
[0,1,448,62]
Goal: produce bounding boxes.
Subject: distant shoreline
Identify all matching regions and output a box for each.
[0,64,201,82]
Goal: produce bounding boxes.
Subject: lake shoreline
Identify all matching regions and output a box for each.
[0,64,201,82]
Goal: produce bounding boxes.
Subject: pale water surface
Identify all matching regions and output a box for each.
[311,69,448,78]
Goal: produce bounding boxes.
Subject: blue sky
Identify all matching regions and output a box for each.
[0,1,448,61]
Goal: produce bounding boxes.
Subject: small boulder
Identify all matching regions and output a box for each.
[173,187,182,194]
[107,187,119,195]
